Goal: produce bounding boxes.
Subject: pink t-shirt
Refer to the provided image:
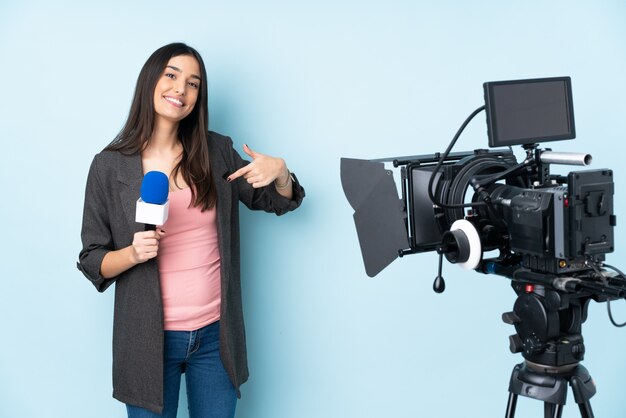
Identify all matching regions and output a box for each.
[157,187,221,331]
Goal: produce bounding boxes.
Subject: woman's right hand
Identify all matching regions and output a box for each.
[100,228,166,279]
[130,229,166,264]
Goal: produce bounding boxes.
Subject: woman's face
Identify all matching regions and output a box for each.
[153,54,201,124]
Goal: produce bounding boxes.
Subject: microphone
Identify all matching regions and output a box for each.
[135,171,170,230]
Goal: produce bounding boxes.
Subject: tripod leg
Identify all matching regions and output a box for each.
[505,392,518,418]
[578,401,594,418]
[544,403,554,418]
[544,402,564,418]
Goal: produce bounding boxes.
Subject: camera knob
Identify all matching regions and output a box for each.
[509,334,524,353]
[502,311,521,325]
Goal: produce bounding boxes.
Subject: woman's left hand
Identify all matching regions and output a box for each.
[227,144,289,188]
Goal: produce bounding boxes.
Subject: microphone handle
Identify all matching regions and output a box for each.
[145,224,157,231]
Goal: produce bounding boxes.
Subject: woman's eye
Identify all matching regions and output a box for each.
[188,82,199,89]
[165,73,175,79]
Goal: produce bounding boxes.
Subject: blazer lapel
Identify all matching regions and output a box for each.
[208,138,233,300]
[208,137,232,234]
[117,152,145,235]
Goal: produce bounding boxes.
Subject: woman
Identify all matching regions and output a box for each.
[77,43,305,418]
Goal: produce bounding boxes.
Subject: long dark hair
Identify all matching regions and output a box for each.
[106,42,216,211]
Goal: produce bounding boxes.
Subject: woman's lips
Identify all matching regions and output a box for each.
[164,96,184,108]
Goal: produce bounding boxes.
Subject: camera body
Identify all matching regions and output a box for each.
[489,170,615,273]
[404,148,615,276]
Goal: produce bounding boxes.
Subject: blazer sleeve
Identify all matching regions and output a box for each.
[76,154,116,293]
[227,137,305,215]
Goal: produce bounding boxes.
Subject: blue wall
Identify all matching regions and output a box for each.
[1,1,626,417]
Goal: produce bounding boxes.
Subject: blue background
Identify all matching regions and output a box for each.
[1,1,626,417]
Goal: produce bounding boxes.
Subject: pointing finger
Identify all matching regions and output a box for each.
[227,164,252,182]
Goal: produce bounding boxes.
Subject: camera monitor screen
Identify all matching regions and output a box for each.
[484,77,575,147]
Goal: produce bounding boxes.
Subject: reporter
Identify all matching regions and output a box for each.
[77,43,305,418]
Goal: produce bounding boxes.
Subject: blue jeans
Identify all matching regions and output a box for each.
[126,321,237,418]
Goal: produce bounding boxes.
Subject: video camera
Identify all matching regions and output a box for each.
[341,77,625,417]
[342,77,616,282]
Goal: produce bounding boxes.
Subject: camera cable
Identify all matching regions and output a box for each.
[427,105,487,209]
[603,263,626,327]
[589,261,626,327]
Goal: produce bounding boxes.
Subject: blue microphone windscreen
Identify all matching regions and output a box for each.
[140,171,169,204]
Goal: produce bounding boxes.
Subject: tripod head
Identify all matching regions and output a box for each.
[504,281,589,367]
[495,266,626,368]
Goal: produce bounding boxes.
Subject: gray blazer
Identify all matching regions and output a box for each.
[77,131,305,414]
